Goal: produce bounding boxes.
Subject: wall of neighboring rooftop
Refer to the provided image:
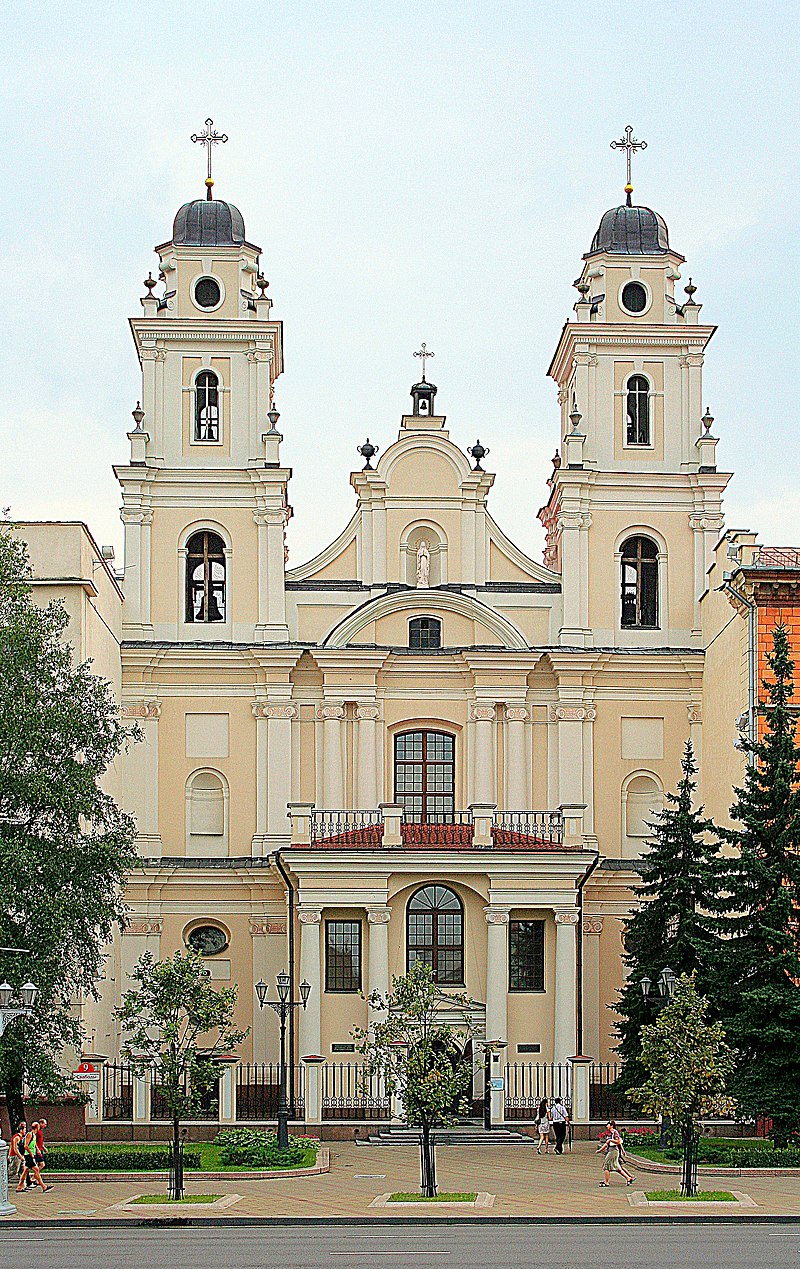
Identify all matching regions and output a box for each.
[700,538,749,831]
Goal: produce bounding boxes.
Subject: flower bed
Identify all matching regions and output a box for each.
[214,1128,319,1170]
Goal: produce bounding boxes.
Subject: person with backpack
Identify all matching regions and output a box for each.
[550,1096,570,1154]
[535,1098,551,1154]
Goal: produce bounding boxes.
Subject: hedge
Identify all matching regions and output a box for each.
[214,1128,318,1169]
[46,1144,201,1172]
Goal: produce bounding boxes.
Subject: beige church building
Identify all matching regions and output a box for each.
[20,155,742,1126]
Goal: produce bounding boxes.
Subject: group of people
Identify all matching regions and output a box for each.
[8,1118,52,1193]
[534,1095,570,1154]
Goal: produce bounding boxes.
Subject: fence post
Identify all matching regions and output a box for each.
[569,1055,591,1126]
[288,802,314,846]
[379,803,403,847]
[133,1070,150,1125]
[302,1055,325,1128]
[84,1056,106,1123]
[218,1059,236,1125]
[469,804,496,848]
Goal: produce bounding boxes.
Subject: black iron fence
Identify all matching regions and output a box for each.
[235,1062,305,1120]
[493,810,564,846]
[322,1062,390,1120]
[101,1062,133,1120]
[589,1062,646,1120]
[150,1073,218,1121]
[504,1063,572,1118]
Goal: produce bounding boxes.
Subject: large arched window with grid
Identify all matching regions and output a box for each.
[186,530,226,623]
[407,884,464,985]
[394,730,454,824]
[621,535,658,628]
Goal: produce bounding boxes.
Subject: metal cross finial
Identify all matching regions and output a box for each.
[413,342,435,381]
[191,118,228,200]
[610,126,647,203]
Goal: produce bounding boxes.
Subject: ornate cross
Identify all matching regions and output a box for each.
[413,342,435,380]
[191,118,228,199]
[610,125,647,200]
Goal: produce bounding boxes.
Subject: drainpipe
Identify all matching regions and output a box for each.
[575,852,600,1055]
[721,581,757,766]
[273,851,297,1116]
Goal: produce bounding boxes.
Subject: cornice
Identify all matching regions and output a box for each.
[547,321,716,383]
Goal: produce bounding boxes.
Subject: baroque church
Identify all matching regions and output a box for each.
[21,129,733,1118]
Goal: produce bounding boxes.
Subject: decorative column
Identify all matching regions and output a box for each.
[356,705,380,808]
[367,907,391,1024]
[253,702,297,844]
[318,704,345,808]
[471,704,496,805]
[582,915,603,1062]
[553,910,579,1065]
[298,909,322,1058]
[549,705,595,810]
[485,907,510,1126]
[687,703,703,782]
[121,702,162,857]
[505,707,528,808]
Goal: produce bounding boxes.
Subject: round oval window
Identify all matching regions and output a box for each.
[194,276,222,309]
[621,281,648,314]
[186,924,229,956]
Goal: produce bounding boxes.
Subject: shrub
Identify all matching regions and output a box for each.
[47,1144,201,1172]
[214,1128,318,1169]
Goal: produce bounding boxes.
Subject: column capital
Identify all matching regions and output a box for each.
[252,702,297,719]
[356,704,381,721]
[122,700,161,720]
[367,906,391,924]
[504,706,529,723]
[583,915,604,935]
[554,909,580,925]
[470,703,496,722]
[484,906,510,926]
[316,704,345,721]
[548,705,596,722]
[297,908,322,925]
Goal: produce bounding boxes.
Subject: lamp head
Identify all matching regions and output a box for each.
[255,979,269,1009]
[276,970,290,1003]
[660,966,676,999]
[19,982,37,1010]
[0,981,12,1008]
[640,975,652,1000]
[300,979,311,1009]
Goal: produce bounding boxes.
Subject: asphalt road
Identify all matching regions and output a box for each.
[5,1222,800,1268]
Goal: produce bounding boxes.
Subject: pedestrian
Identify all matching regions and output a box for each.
[535,1098,551,1154]
[35,1117,48,1175]
[597,1120,636,1187]
[550,1096,570,1154]
[16,1121,52,1193]
[8,1121,26,1180]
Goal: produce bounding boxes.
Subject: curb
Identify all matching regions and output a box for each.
[626,1152,800,1179]
[3,1214,800,1228]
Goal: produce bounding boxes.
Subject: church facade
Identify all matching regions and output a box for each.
[22,165,736,1108]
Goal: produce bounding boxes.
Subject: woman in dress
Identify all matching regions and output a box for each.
[536,1098,551,1154]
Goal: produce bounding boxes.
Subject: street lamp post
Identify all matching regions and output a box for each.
[0,970,38,1219]
[255,971,311,1150]
[640,967,684,1164]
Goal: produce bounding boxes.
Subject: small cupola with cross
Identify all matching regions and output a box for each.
[410,343,438,416]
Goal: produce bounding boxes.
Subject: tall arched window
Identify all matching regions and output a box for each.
[186,530,226,623]
[195,370,220,442]
[626,375,650,446]
[407,885,464,984]
[621,536,658,628]
[395,730,454,823]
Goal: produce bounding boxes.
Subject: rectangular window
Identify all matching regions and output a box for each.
[325,920,362,993]
[509,919,545,992]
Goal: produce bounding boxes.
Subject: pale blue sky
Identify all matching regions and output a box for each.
[2,1,798,566]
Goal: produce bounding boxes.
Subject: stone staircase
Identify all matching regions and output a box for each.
[360,1124,536,1147]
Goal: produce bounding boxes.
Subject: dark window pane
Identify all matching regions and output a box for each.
[407,885,464,984]
[621,281,647,313]
[194,276,221,309]
[626,375,649,446]
[409,617,442,650]
[325,920,362,992]
[185,531,226,623]
[509,920,545,991]
[620,536,659,629]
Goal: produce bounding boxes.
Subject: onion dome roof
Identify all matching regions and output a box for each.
[172,198,245,247]
[588,203,669,256]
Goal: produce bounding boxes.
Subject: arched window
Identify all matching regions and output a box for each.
[626,375,650,446]
[195,370,220,442]
[186,530,226,623]
[407,885,464,984]
[621,536,658,628]
[395,730,454,823]
[409,617,442,650]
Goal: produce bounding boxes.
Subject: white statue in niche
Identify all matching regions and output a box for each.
[416,539,431,588]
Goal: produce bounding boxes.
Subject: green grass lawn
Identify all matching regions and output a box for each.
[625,1136,772,1165]
[388,1192,477,1203]
[130,1193,222,1205]
[645,1189,737,1202]
[49,1140,318,1172]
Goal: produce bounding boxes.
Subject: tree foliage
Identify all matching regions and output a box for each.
[615,742,719,1090]
[0,524,139,1121]
[712,622,800,1142]
[630,973,735,1126]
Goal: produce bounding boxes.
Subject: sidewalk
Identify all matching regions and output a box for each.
[5,1141,800,1221]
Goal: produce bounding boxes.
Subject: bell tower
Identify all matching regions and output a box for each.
[539,128,729,648]
[115,122,291,644]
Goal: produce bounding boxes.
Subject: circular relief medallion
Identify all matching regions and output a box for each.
[186,924,229,956]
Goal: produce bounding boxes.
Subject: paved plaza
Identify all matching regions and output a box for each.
[5,1141,800,1222]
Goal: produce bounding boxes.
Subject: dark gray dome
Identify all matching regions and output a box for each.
[172,198,245,247]
[589,203,669,255]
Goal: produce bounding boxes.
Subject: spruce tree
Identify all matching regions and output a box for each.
[615,742,719,1091]
[714,622,800,1144]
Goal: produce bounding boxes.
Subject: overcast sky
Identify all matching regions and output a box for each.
[2,1,798,568]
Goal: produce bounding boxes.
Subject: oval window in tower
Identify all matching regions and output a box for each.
[193,276,222,310]
[620,281,648,315]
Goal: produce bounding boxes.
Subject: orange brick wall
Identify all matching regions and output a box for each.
[756,603,800,738]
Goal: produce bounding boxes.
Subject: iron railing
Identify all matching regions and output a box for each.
[235,1062,305,1120]
[504,1063,572,1118]
[322,1062,390,1120]
[311,810,383,846]
[589,1062,647,1120]
[150,1074,218,1121]
[493,811,564,846]
[101,1062,133,1120]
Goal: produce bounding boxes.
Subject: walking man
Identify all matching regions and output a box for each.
[8,1121,26,1181]
[597,1120,635,1187]
[550,1097,570,1154]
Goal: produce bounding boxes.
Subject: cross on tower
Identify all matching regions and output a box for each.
[191,118,228,201]
[610,126,647,204]
[413,342,435,381]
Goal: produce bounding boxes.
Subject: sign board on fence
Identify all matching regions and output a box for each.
[489,1077,504,1091]
[73,1060,101,1083]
